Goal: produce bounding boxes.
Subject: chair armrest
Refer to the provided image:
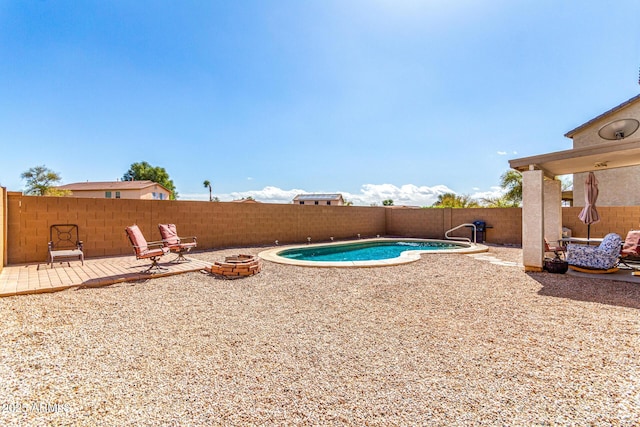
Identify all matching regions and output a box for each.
[130,240,166,251]
[162,236,197,245]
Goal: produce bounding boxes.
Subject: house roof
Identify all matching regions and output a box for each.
[293,193,344,201]
[564,93,640,138]
[56,180,170,192]
[232,198,261,203]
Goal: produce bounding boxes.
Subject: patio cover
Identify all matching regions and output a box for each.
[509,137,640,271]
[509,138,640,177]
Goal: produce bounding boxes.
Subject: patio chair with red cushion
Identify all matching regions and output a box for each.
[619,229,640,269]
[544,238,566,260]
[158,223,197,262]
[125,224,169,273]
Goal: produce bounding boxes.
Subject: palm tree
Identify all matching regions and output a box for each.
[203,180,212,202]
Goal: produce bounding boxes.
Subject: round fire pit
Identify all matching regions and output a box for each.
[210,254,261,278]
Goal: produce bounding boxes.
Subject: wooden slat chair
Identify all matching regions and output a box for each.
[48,224,84,268]
[125,225,169,273]
[158,223,197,262]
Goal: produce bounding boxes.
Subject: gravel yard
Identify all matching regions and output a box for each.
[1,245,638,426]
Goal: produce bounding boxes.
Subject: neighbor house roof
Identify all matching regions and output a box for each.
[564,93,640,138]
[56,180,170,192]
[293,193,343,201]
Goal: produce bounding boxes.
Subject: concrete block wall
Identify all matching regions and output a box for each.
[562,206,640,240]
[385,207,522,245]
[385,208,445,238]
[6,195,386,264]
[451,208,522,245]
[0,187,5,272]
[5,192,640,266]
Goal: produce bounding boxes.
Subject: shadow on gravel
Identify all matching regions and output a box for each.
[529,272,640,309]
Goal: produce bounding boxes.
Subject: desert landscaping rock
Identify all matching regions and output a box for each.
[0,245,638,426]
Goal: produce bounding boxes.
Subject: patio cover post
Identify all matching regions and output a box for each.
[543,178,562,248]
[522,169,545,271]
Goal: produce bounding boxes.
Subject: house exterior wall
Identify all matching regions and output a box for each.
[571,99,640,206]
[65,185,170,200]
[295,198,344,206]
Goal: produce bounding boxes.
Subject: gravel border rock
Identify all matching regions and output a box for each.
[1,245,638,426]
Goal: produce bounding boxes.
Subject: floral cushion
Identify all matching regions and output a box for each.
[566,233,622,270]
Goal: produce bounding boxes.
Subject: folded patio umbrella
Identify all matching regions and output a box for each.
[578,171,600,242]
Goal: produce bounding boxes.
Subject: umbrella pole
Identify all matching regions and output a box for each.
[587,224,591,245]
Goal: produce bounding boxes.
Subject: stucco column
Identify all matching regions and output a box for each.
[543,178,562,245]
[522,170,544,271]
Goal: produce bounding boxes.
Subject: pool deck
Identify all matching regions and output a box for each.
[259,237,490,267]
[0,254,211,297]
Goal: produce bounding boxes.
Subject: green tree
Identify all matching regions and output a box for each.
[382,199,394,206]
[21,165,62,196]
[481,196,518,208]
[500,170,522,206]
[431,193,480,208]
[203,180,212,202]
[123,161,178,199]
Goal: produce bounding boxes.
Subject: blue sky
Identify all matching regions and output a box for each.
[1,1,640,206]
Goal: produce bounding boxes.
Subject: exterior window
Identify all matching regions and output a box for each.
[327,201,331,205]
[314,201,319,205]
[299,201,304,205]
[105,191,112,198]
[115,191,121,199]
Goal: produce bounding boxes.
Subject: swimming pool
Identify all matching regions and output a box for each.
[259,238,488,267]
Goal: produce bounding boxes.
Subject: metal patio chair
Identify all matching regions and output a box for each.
[158,223,197,262]
[125,224,169,273]
[48,224,84,268]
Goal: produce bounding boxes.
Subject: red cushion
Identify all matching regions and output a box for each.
[622,230,640,256]
[159,224,180,245]
[126,225,148,253]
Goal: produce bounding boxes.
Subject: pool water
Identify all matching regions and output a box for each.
[280,241,467,262]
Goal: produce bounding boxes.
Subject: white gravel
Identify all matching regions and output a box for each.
[0,245,638,426]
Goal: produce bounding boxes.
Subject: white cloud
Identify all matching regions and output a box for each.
[207,184,453,206]
[228,186,305,204]
[470,186,504,201]
[497,151,508,155]
[181,183,459,206]
[342,183,454,206]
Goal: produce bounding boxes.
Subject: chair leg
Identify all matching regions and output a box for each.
[172,252,190,263]
[142,256,169,274]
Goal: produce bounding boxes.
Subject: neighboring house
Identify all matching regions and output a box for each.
[293,193,345,206]
[565,93,640,206]
[55,180,171,200]
[232,198,261,203]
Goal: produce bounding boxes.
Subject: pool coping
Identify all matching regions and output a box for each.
[258,237,489,268]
